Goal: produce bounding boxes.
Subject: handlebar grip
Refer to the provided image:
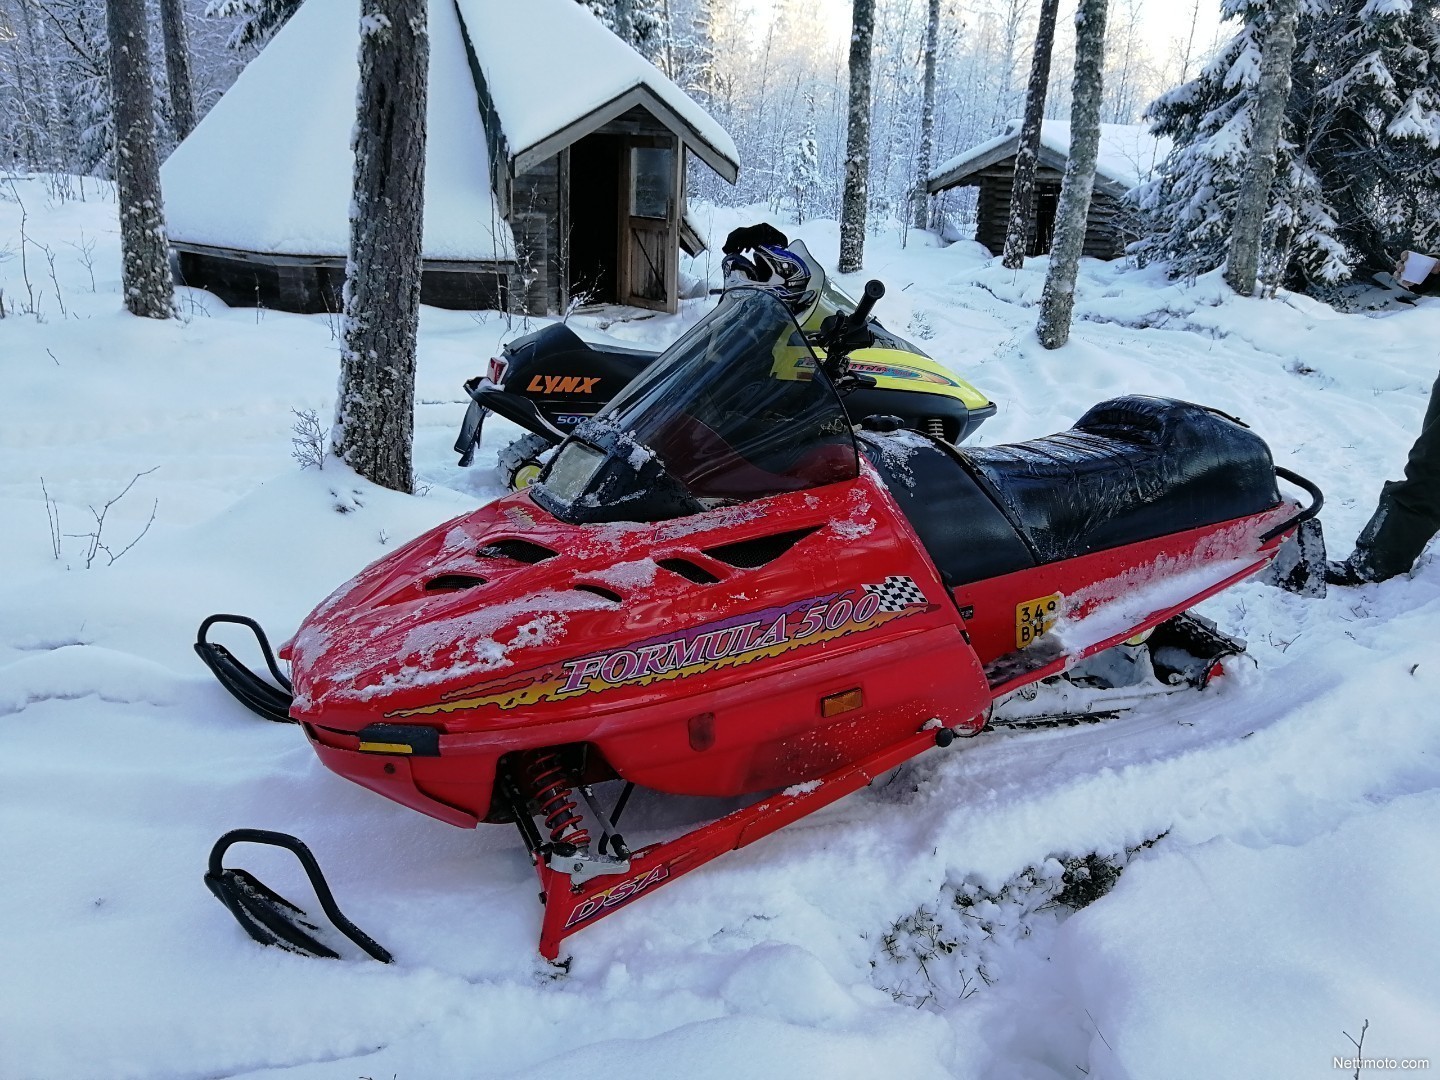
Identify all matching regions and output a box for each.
[846,279,885,330]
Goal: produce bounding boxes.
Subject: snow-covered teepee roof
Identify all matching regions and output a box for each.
[453,0,739,182]
[928,121,1172,199]
[162,0,741,264]
[162,0,514,262]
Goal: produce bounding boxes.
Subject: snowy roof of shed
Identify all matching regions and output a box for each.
[927,121,1172,199]
[161,0,741,261]
[453,0,740,182]
[162,0,514,262]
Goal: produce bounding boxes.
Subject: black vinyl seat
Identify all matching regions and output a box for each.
[860,397,1281,588]
[961,397,1281,565]
[514,323,656,366]
[859,431,1035,588]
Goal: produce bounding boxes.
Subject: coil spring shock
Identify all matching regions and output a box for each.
[924,417,946,439]
[524,750,591,849]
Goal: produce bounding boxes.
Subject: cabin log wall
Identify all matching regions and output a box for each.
[959,159,1133,260]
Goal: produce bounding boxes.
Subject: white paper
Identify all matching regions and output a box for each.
[1399,250,1438,287]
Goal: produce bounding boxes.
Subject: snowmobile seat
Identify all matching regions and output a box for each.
[959,397,1281,565]
[859,432,1037,588]
[509,323,656,370]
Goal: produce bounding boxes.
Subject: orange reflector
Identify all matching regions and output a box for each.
[358,741,413,755]
[821,688,863,718]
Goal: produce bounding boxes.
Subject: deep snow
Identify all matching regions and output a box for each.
[2,179,1439,1079]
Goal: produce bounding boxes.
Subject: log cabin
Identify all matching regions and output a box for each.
[927,121,1168,260]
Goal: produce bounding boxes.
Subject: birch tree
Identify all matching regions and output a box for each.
[105,0,173,318]
[1002,0,1060,269]
[158,0,197,139]
[838,0,874,274]
[1224,0,1299,297]
[1036,0,1108,350]
[911,0,940,231]
[332,0,429,493]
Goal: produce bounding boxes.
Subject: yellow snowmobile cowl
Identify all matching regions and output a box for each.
[847,348,993,411]
[769,345,993,412]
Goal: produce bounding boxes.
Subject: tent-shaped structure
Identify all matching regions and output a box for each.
[162,0,740,315]
[926,121,1169,260]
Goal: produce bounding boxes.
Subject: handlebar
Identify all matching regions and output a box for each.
[815,278,886,358]
[846,279,885,332]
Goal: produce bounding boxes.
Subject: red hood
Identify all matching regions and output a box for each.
[286,471,944,735]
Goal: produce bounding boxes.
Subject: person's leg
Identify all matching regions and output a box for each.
[1331,372,1440,583]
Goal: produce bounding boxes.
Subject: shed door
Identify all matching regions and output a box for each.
[619,137,679,312]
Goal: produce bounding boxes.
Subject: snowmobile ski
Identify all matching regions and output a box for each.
[205,829,391,962]
[194,614,295,724]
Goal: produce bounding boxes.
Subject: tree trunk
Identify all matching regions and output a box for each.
[333,0,429,494]
[1002,0,1061,269]
[1036,0,1108,350]
[16,0,61,171]
[105,0,173,319]
[1224,0,1299,298]
[158,0,197,140]
[839,0,874,274]
[911,0,940,231]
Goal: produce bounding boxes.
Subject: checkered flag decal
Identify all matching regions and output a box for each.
[863,576,929,612]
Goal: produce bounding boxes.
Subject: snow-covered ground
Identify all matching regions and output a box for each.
[3,179,1439,1079]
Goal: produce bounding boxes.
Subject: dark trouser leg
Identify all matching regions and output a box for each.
[1350,372,1440,581]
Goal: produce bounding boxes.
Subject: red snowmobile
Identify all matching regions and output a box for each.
[198,282,1321,963]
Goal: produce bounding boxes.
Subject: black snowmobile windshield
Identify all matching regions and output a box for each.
[541,289,859,516]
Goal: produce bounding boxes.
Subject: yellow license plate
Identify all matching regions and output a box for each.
[1015,593,1062,649]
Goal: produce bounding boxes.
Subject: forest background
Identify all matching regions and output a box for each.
[0,0,1225,239]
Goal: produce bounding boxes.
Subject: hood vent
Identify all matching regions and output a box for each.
[425,574,487,592]
[703,527,820,569]
[573,583,623,603]
[657,558,720,585]
[477,538,559,564]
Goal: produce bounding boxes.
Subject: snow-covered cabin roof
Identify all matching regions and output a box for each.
[927,121,1172,200]
[162,0,514,262]
[452,0,739,182]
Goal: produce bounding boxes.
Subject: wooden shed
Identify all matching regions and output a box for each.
[927,121,1168,260]
[160,0,739,316]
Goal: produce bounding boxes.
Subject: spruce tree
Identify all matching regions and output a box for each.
[786,98,821,224]
[1141,0,1440,290]
[1139,2,1293,280]
[206,0,303,50]
[1305,0,1440,274]
[1225,0,1299,295]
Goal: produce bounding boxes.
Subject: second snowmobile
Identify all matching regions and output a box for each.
[199,277,1321,963]
[455,231,996,489]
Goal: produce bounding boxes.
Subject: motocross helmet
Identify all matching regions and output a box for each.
[721,224,815,314]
